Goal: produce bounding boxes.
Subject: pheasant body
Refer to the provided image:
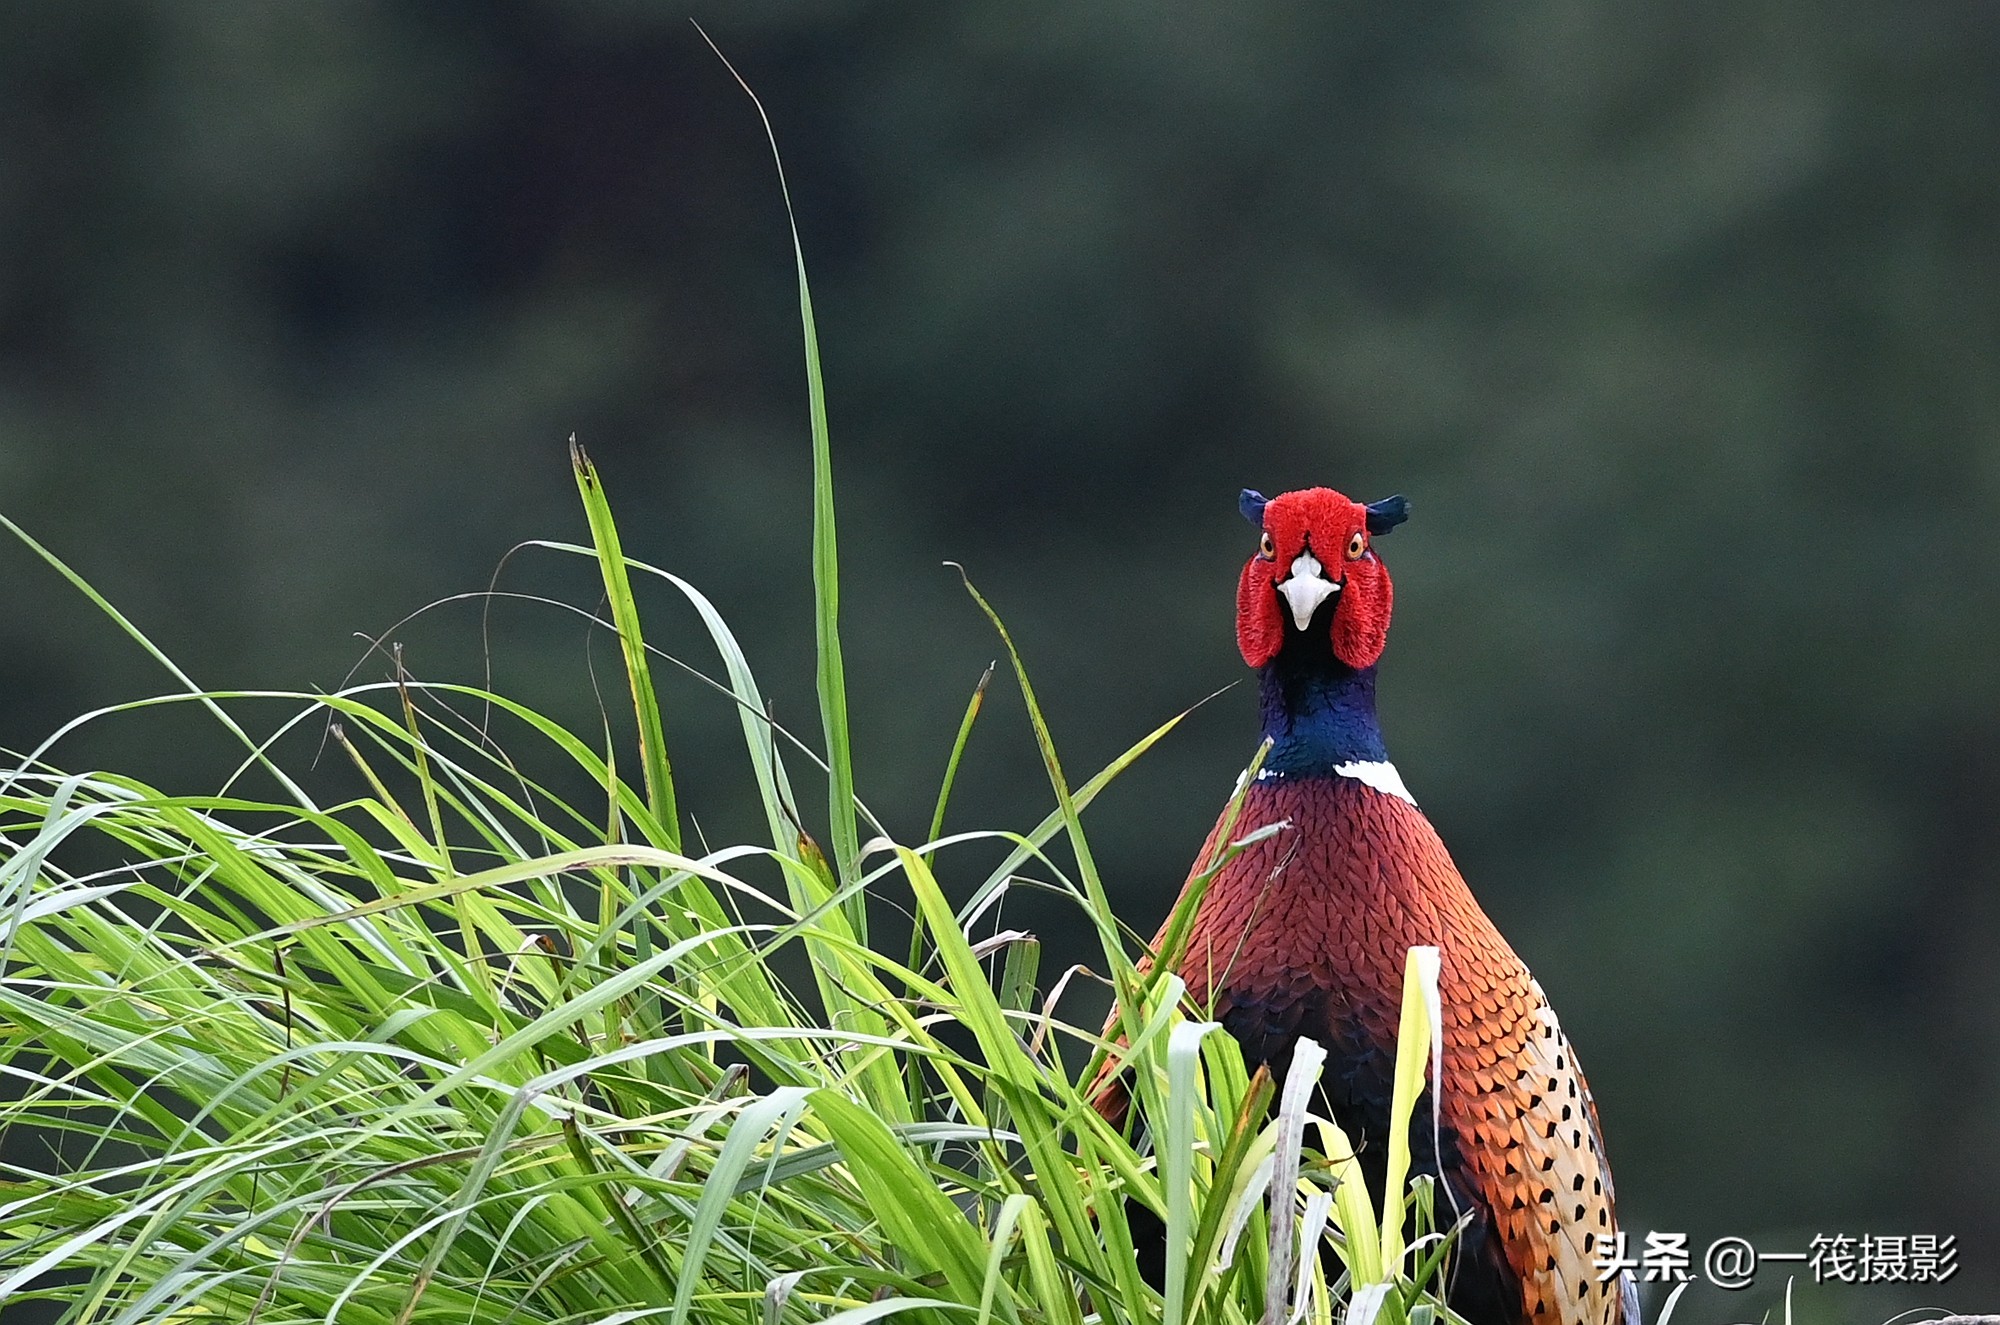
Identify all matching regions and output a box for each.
[1102,486,1635,1325]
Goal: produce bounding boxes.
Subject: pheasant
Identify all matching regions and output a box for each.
[1095,486,1637,1325]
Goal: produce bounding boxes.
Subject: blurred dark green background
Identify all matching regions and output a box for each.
[2,4,1995,1320]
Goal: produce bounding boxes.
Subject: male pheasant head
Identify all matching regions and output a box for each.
[1236,487,1410,671]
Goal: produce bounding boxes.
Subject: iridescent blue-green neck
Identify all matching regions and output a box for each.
[1257,625,1386,775]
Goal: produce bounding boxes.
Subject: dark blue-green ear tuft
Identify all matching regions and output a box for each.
[1239,489,1269,526]
[1364,494,1410,535]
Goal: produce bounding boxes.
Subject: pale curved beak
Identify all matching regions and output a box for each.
[1277,550,1339,630]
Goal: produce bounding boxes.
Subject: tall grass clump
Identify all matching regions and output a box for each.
[0,96,1459,1325]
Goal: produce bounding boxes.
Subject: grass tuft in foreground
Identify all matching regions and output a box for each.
[0,104,1459,1325]
[0,473,1460,1325]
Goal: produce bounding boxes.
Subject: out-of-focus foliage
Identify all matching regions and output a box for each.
[1,4,1994,1320]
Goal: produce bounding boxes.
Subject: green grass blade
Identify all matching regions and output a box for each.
[521,539,804,860]
[1163,1018,1221,1325]
[702,33,861,916]
[948,567,1133,1011]
[570,440,679,851]
[1381,945,1441,1276]
[977,1192,1032,1325]
[807,1087,986,1300]
[671,1088,815,1325]
[1187,1064,1277,1311]
[0,515,314,806]
[1265,1037,1327,1325]
[925,662,993,863]
[907,661,996,1051]
[954,698,1200,932]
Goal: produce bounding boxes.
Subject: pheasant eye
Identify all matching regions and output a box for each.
[1258,532,1275,560]
[1345,530,1368,560]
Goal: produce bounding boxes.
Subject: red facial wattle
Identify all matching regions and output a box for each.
[1235,486,1400,671]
